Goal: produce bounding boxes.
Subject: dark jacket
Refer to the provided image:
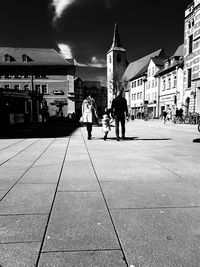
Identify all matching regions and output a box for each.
[111,95,128,119]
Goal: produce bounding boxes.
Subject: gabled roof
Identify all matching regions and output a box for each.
[0,47,73,66]
[122,48,165,81]
[172,44,184,57]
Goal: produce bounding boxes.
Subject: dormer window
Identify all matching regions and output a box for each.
[4,54,11,62]
[22,54,28,62]
[165,61,169,68]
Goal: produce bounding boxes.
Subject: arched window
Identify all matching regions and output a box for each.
[117,53,121,63]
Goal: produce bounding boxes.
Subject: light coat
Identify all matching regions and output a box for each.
[82,96,97,123]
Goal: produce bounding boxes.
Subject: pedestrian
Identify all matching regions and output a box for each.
[111,90,128,141]
[102,113,113,140]
[163,109,167,124]
[167,107,172,122]
[81,94,98,140]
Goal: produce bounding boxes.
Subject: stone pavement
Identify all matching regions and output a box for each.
[0,119,200,267]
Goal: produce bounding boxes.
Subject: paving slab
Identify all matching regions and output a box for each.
[42,192,120,252]
[0,214,48,243]
[111,208,200,267]
[0,184,56,215]
[0,169,26,189]
[38,250,126,267]
[101,179,200,209]
[0,242,40,267]
[19,165,62,184]
[58,162,100,191]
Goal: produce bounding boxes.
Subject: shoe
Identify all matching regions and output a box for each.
[116,137,120,141]
[88,136,91,140]
[122,136,125,140]
[103,136,107,141]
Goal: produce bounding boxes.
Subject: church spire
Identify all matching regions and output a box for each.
[109,22,125,52]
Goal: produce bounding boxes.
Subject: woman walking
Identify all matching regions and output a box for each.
[81,94,98,140]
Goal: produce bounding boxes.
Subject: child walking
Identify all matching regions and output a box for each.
[102,113,112,141]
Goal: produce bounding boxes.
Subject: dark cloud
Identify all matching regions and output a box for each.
[0,0,193,80]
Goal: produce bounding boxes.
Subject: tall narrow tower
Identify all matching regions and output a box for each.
[107,22,127,107]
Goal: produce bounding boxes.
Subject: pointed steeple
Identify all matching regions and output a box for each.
[108,22,126,53]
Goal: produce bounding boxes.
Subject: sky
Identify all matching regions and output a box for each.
[0,0,192,81]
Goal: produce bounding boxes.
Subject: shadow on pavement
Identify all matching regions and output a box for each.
[0,121,80,139]
[97,137,171,141]
[193,138,200,143]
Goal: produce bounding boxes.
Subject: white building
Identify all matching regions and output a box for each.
[123,49,165,118]
[184,0,200,113]
[155,44,184,116]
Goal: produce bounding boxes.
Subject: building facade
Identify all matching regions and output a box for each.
[156,45,184,116]
[107,23,128,108]
[123,49,165,118]
[0,47,75,125]
[184,0,200,113]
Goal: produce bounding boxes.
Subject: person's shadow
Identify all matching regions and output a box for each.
[99,137,171,141]
[193,138,200,143]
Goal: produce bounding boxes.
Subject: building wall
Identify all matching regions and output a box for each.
[107,50,127,108]
[184,0,200,113]
[146,60,159,117]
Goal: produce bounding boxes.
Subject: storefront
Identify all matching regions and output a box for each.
[0,89,41,125]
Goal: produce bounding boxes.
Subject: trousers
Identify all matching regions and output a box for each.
[114,116,125,138]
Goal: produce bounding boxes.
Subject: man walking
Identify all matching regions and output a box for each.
[111,90,128,141]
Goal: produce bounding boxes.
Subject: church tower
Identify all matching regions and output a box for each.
[107,22,127,107]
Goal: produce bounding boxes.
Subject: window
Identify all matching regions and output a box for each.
[42,85,48,94]
[137,93,139,99]
[155,78,157,87]
[24,84,29,91]
[134,93,136,100]
[5,84,9,89]
[152,67,155,75]
[189,34,193,54]
[117,53,121,63]
[187,68,192,88]
[14,84,20,90]
[163,79,166,90]
[152,80,154,87]
[109,56,111,63]
[35,84,41,93]
[140,92,142,99]
[168,78,171,89]
[137,80,140,86]
[22,54,28,62]
[131,94,134,100]
[173,75,177,87]
[4,54,10,62]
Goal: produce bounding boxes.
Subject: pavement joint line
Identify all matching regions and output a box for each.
[80,128,129,267]
[57,190,101,193]
[0,138,41,167]
[0,241,41,245]
[0,139,25,151]
[41,248,122,254]
[35,137,71,267]
[0,138,56,203]
[0,213,49,216]
[109,206,200,210]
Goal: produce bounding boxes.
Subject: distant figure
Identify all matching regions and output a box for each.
[163,109,167,124]
[102,114,113,141]
[111,90,128,141]
[81,95,98,140]
[179,107,183,118]
[167,108,172,121]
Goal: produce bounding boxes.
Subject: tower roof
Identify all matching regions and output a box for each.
[108,23,126,53]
